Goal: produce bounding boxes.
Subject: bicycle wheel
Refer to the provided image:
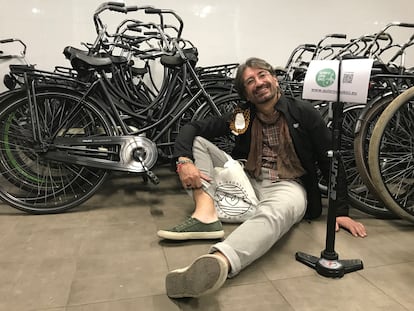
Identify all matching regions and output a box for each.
[368,86,414,223]
[328,103,370,211]
[0,88,114,214]
[316,101,395,217]
[353,95,398,218]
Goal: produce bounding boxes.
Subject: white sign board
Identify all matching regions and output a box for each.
[302,59,374,103]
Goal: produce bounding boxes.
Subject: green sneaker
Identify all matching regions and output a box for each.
[157,217,224,240]
[166,254,228,298]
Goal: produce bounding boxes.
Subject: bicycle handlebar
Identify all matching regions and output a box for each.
[0,38,27,56]
[93,3,143,32]
[121,21,172,49]
[0,38,14,44]
[395,22,414,28]
[312,33,347,59]
[303,44,317,50]
[329,34,347,39]
[144,8,183,39]
[365,22,414,58]
[377,33,393,41]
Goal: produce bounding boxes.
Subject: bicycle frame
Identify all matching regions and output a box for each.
[18,44,229,182]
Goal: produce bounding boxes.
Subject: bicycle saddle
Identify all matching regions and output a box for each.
[63,46,113,68]
[160,47,198,68]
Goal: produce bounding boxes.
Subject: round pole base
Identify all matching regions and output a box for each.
[295,251,363,278]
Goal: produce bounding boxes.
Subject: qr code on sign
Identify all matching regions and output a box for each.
[342,72,354,83]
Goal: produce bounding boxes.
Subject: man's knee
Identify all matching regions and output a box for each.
[193,136,210,149]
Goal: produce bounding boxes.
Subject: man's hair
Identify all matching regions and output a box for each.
[234,57,275,100]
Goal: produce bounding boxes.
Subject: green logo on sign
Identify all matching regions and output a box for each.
[316,68,336,87]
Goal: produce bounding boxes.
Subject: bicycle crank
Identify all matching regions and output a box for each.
[44,135,159,182]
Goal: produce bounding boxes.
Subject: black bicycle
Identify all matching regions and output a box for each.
[0,3,241,214]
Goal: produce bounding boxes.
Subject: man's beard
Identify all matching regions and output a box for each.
[253,85,281,105]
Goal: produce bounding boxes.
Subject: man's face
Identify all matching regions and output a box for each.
[242,67,279,105]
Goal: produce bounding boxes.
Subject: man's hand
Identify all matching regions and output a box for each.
[336,216,367,238]
[177,161,211,189]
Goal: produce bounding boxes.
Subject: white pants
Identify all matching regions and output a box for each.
[192,136,307,277]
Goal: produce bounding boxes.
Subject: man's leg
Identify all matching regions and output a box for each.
[157,136,229,240]
[165,254,229,298]
[165,176,307,298]
[211,178,307,277]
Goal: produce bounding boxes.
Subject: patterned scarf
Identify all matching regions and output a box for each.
[245,110,305,180]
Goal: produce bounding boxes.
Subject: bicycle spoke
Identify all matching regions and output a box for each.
[0,89,113,213]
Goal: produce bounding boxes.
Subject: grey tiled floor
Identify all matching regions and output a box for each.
[0,165,413,311]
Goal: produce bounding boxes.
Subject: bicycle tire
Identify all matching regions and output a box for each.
[315,101,398,217]
[326,103,369,212]
[368,86,414,223]
[353,95,398,218]
[0,88,114,214]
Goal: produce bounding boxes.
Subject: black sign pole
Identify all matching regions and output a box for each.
[295,58,363,278]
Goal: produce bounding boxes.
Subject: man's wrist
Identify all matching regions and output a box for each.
[176,157,194,172]
[177,156,192,162]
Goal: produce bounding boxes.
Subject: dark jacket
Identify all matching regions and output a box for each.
[173,95,349,219]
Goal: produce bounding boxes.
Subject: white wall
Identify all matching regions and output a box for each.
[0,0,413,85]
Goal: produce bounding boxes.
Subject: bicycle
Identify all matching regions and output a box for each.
[368,85,414,223]
[351,22,414,219]
[280,24,414,218]
[0,3,241,214]
[0,38,32,93]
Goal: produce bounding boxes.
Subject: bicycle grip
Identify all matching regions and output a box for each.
[0,38,14,44]
[143,31,159,36]
[145,8,162,14]
[108,6,128,13]
[330,33,347,39]
[397,22,414,28]
[303,44,316,50]
[126,5,139,12]
[126,24,143,32]
[105,1,125,6]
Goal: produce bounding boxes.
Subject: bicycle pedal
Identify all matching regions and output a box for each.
[146,170,160,184]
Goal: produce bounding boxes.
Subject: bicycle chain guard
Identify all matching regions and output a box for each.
[120,136,158,172]
[45,135,158,174]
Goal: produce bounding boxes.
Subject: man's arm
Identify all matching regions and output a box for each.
[173,113,232,160]
[336,216,367,237]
